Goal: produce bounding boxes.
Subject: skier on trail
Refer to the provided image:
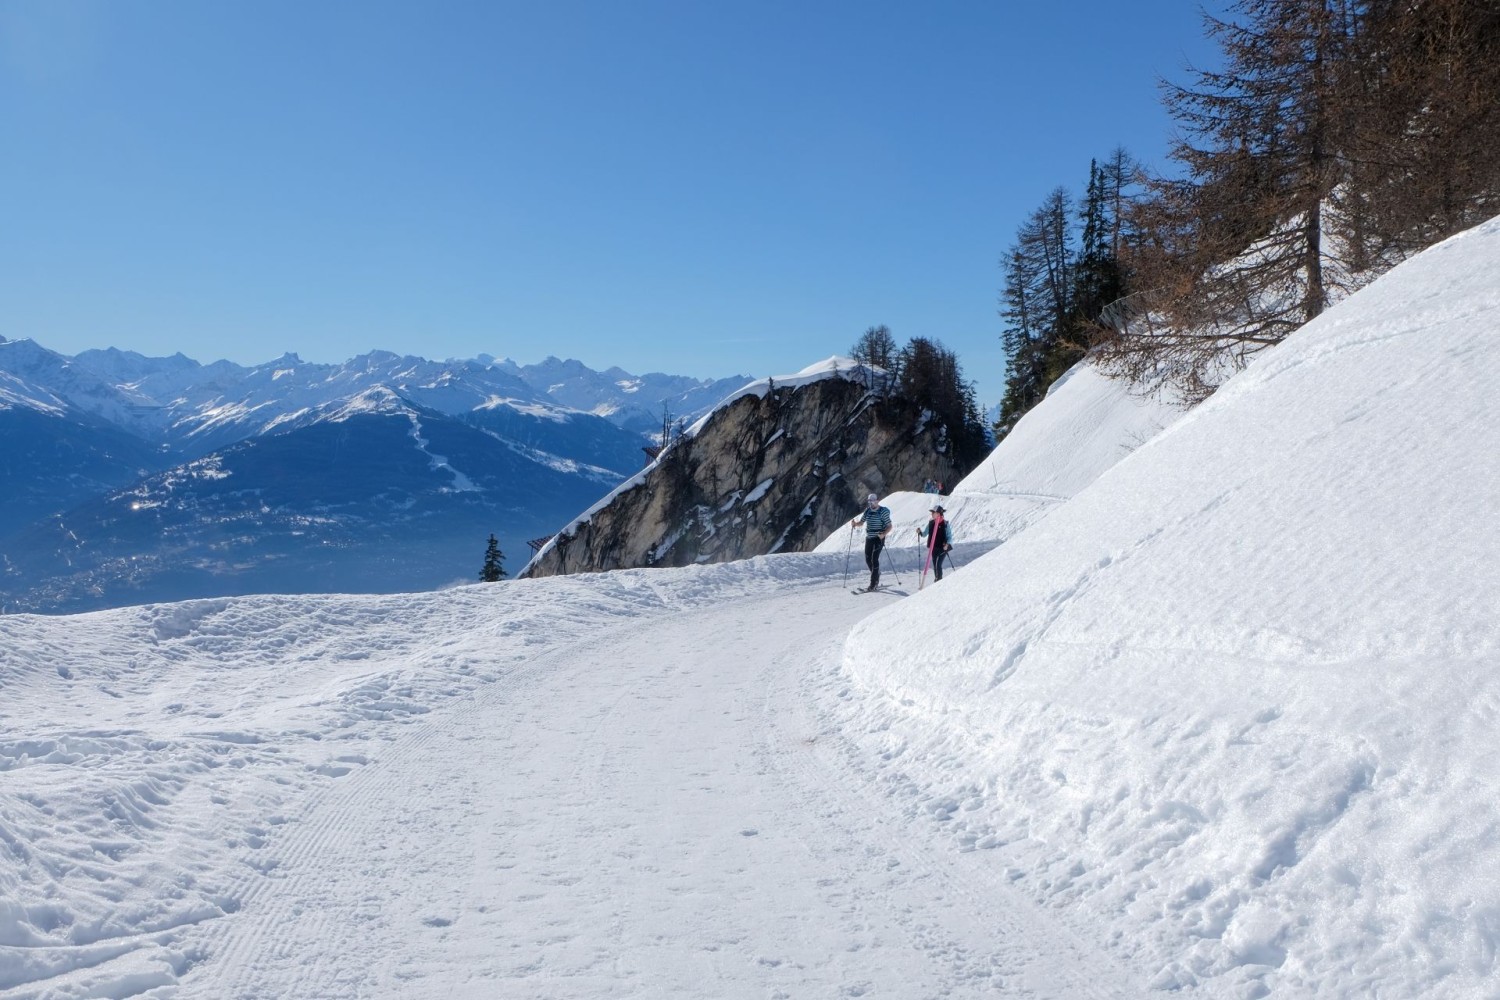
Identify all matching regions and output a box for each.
[917,503,953,583]
[850,493,893,592]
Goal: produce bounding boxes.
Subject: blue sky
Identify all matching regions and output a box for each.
[1,1,1219,406]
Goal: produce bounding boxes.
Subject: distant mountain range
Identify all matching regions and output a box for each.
[0,336,751,613]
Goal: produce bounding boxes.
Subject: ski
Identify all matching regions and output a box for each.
[852,585,887,594]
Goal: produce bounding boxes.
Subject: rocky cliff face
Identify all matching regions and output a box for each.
[523,373,968,577]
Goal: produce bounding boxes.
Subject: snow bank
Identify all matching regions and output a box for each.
[956,362,1187,502]
[841,216,1500,996]
[682,355,872,435]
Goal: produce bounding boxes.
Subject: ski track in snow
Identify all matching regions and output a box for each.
[0,560,1138,998]
[200,580,1132,996]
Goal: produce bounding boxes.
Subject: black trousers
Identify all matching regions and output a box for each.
[864,536,884,588]
[930,549,948,581]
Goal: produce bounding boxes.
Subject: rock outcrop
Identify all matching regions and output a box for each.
[523,367,970,577]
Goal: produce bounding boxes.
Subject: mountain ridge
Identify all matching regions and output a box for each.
[0,338,752,451]
[0,339,754,612]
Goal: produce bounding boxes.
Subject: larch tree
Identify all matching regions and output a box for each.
[1102,0,1362,399]
[1342,0,1500,263]
[1056,0,1496,402]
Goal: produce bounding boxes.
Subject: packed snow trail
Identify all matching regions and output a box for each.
[0,555,1140,998]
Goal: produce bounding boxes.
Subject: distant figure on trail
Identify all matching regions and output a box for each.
[916,503,953,582]
[923,477,939,494]
[850,493,893,592]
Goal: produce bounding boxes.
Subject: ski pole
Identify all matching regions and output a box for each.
[881,538,902,585]
[918,528,935,590]
[842,523,856,586]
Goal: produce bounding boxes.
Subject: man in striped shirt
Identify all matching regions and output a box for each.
[851,493,893,591]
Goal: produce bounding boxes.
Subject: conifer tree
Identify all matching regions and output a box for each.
[995,154,1140,437]
[1101,147,1138,260]
[996,246,1048,438]
[995,186,1090,437]
[896,336,989,469]
[480,534,506,583]
[1075,157,1131,325]
[850,324,900,394]
[1076,1,1496,400]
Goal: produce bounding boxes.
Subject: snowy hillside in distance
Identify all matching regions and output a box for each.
[491,355,753,437]
[3,215,1499,998]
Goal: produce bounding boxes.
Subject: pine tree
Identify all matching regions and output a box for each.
[995,187,1082,438]
[894,337,990,468]
[1075,157,1130,326]
[480,534,506,583]
[850,324,900,394]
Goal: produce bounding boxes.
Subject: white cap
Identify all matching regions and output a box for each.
[866,493,878,503]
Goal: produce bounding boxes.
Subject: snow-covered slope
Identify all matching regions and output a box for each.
[842,216,1500,996]
[0,369,66,416]
[812,359,1187,555]
[956,361,1186,501]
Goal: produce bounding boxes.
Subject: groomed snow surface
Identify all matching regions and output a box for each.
[4,216,1500,997]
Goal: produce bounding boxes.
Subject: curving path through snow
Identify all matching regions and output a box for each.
[189,575,1135,996]
[2,557,1140,998]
